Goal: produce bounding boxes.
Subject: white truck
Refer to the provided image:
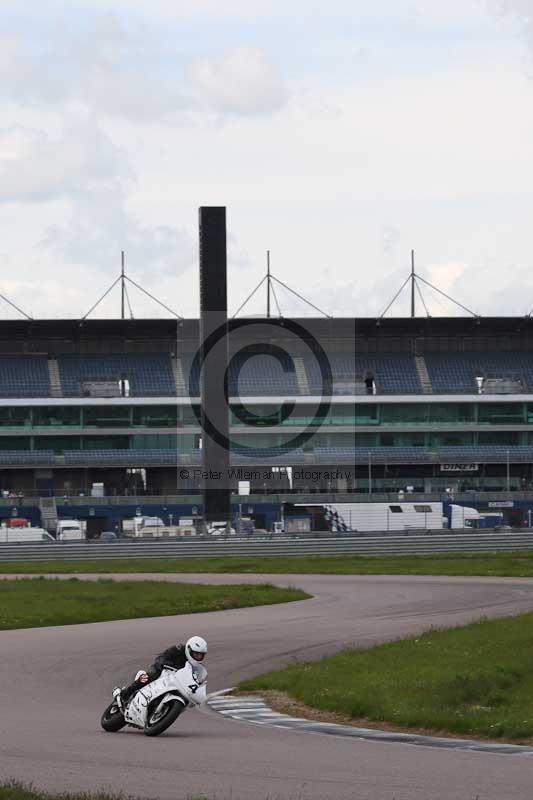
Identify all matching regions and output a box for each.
[449,503,482,529]
[208,521,236,536]
[56,519,86,541]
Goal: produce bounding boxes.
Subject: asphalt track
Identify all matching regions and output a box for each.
[2,573,533,800]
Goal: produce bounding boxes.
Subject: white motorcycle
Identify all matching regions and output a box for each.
[101,663,207,737]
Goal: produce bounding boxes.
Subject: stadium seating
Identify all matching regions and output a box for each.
[353,445,533,463]
[58,355,176,397]
[304,353,415,395]
[424,352,533,393]
[0,447,355,467]
[0,351,357,398]
[0,450,55,465]
[183,352,301,396]
[0,357,50,397]
[230,352,299,395]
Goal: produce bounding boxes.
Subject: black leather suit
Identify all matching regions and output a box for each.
[120,644,187,703]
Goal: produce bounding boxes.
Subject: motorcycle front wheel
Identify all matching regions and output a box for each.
[101,701,126,732]
[144,699,185,737]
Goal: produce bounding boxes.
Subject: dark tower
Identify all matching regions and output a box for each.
[198,207,231,525]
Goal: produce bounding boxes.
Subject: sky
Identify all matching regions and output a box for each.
[0,0,533,319]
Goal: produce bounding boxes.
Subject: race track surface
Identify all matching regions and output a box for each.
[2,573,533,800]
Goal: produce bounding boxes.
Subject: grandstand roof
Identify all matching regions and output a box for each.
[0,317,355,354]
[355,316,533,342]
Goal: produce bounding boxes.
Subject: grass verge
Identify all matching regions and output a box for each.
[0,783,208,800]
[239,611,533,741]
[0,577,309,630]
[4,552,533,576]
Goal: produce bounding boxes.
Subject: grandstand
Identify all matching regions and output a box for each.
[0,317,355,505]
[351,316,533,499]
[5,313,533,528]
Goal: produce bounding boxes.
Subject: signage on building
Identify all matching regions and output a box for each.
[488,501,514,508]
[440,464,479,472]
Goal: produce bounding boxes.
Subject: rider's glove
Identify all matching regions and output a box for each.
[137,670,149,684]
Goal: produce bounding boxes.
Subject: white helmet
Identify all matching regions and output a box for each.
[185,635,208,666]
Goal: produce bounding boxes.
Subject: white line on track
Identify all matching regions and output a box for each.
[207,695,533,757]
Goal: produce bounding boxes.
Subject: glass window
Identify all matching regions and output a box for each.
[355,433,378,447]
[380,403,479,425]
[83,407,131,427]
[478,431,521,446]
[132,405,178,427]
[183,404,201,426]
[33,407,81,427]
[0,436,31,450]
[0,407,31,427]
[428,404,475,424]
[353,405,378,425]
[379,432,425,447]
[34,436,81,453]
[427,432,474,446]
[132,434,178,449]
[231,404,281,426]
[330,404,356,425]
[381,404,427,424]
[478,404,524,425]
[177,434,195,451]
[82,436,129,449]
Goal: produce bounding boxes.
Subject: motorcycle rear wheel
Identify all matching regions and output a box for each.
[144,699,185,737]
[101,701,126,732]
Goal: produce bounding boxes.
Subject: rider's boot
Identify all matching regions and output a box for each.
[115,679,141,709]
[113,687,126,710]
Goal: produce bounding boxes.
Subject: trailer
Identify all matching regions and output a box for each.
[291,502,444,532]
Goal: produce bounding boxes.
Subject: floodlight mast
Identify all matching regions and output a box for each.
[378,250,478,319]
[233,251,332,318]
[121,251,125,320]
[81,253,182,320]
[411,249,415,319]
[267,250,271,319]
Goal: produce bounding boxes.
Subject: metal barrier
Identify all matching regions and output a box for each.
[1,532,533,561]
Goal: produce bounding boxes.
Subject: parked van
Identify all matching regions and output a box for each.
[0,527,55,543]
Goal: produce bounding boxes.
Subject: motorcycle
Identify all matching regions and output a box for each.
[100,663,207,737]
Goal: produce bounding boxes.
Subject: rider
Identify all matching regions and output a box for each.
[114,635,208,709]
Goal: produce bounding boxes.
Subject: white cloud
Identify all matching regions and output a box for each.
[0,122,126,203]
[0,116,195,299]
[0,20,286,122]
[44,188,195,281]
[491,1,533,57]
[0,20,191,121]
[189,47,287,114]
[1,1,533,320]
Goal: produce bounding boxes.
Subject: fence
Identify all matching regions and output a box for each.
[1,532,533,561]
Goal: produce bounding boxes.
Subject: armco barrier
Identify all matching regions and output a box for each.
[1,532,533,561]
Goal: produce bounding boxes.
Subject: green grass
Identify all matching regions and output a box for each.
[0,783,208,800]
[240,611,533,741]
[0,578,309,630]
[5,552,533,577]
